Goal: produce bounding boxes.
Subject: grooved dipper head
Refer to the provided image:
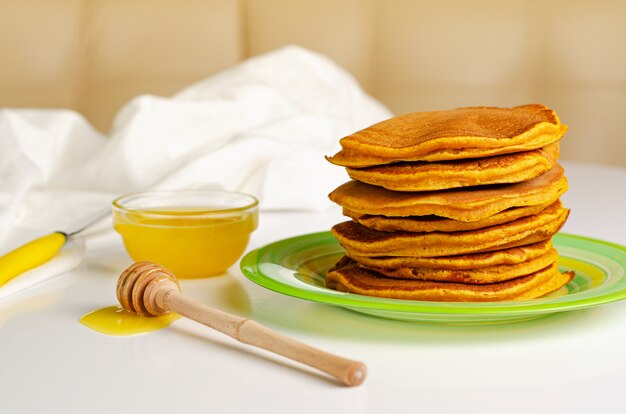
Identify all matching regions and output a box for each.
[116,262,180,316]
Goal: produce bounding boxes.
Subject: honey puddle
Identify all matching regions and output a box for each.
[80,306,180,336]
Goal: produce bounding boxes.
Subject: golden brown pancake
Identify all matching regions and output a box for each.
[344,202,554,233]
[514,271,574,300]
[332,201,569,257]
[327,104,567,167]
[326,257,574,302]
[329,164,567,222]
[345,144,559,191]
[366,249,558,284]
[348,239,553,270]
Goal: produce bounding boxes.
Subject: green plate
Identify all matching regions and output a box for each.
[240,232,626,324]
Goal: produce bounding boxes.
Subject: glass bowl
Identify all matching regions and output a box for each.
[112,190,258,278]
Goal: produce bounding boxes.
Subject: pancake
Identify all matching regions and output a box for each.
[365,248,558,284]
[344,201,554,233]
[514,271,574,300]
[327,104,567,167]
[329,164,567,222]
[326,257,574,302]
[345,143,559,191]
[332,201,569,257]
[347,239,553,270]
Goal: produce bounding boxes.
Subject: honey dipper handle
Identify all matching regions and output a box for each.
[162,290,367,386]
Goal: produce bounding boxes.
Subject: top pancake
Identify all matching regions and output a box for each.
[327,104,567,167]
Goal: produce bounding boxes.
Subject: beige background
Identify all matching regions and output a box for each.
[1,0,624,166]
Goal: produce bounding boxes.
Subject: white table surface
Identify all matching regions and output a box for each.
[1,161,626,414]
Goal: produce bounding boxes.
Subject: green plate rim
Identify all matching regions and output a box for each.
[240,232,626,316]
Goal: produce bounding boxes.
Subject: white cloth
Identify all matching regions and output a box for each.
[0,46,390,298]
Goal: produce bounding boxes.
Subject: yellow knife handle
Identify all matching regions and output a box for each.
[0,232,67,287]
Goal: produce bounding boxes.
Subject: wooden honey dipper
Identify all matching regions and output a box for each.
[116,261,367,386]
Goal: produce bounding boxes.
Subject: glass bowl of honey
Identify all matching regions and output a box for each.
[112,190,258,278]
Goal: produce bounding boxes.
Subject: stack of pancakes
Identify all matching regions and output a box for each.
[325,104,574,302]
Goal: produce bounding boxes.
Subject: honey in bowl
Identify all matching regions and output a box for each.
[112,191,258,278]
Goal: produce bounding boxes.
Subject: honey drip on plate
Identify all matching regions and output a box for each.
[80,306,180,336]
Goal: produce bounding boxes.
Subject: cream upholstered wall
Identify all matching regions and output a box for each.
[1,0,625,167]
[0,0,244,131]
